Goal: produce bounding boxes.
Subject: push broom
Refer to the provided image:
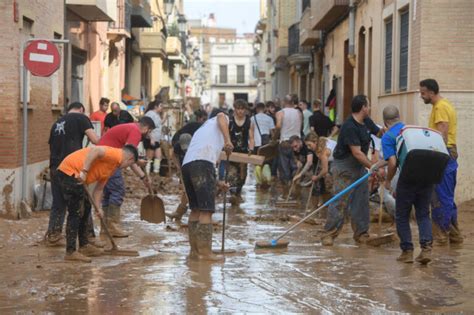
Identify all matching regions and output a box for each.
[255,171,372,249]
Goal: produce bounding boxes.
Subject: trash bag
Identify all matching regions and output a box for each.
[34,182,52,211]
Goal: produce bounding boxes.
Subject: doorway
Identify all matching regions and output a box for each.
[343,40,354,120]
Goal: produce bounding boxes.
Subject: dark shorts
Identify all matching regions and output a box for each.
[182,160,216,212]
[143,138,160,150]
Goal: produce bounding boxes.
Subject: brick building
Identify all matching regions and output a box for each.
[257,0,474,202]
[0,0,65,218]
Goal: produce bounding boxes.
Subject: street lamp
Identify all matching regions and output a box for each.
[178,14,187,34]
[164,0,174,16]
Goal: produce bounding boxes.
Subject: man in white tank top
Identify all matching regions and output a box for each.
[275,94,303,188]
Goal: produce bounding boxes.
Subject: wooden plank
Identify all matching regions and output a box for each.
[219,152,265,165]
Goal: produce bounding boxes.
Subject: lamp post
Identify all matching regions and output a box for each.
[164,0,174,16]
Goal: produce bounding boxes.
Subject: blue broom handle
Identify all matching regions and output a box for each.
[271,171,372,244]
[321,172,371,208]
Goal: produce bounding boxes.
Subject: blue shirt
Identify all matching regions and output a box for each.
[381,122,405,161]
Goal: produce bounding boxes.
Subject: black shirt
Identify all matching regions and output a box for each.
[172,122,203,165]
[48,113,93,169]
[309,111,335,137]
[104,110,134,129]
[333,116,380,160]
[230,116,251,153]
[294,142,316,168]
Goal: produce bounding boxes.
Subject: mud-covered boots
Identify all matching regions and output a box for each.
[449,223,464,244]
[396,250,414,263]
[188,221,199,260]
[196,223,224,262]
[432,222,449,245]
[168,203,188,222]
[415,246,432,265]
[106,204,129,238]
[65,251,92,263]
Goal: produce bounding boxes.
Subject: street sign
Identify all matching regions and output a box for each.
[23,40,60,77]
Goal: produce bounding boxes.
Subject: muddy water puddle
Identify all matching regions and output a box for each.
[1,174,474,313]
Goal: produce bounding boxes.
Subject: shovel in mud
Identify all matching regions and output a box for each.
[275,179,299,208]
[84,186,139,257]
[140,175,166,224]
[365,186,395,247]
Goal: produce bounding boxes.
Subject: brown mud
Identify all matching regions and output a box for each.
[0,170,473,313]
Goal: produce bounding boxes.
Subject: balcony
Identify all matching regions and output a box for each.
[108,0,132,40]
[166,36,181,56]
[139,29,166,58]
[312,0,350,30]
[300,7,320,46]
[66,0,116,21]
[130,0,152,27]
[212,75,258,87]
[288,23,312,65]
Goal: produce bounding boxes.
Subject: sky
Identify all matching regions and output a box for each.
[184,0,260,34]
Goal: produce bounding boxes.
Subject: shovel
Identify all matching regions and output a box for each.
[365,186,395,247]
[275,177,299,208]
[83,185,139,256]
[140,174,166,224]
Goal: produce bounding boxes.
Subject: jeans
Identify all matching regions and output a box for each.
[47,168,66,235]
[431,157,458,231]
[396,179,433,251]
[102,169,125,207]
[58,171,91,253]
[324,157,369,239]
[278,141,296,183]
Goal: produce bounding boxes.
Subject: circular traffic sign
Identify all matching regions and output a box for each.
[23,40,60,77]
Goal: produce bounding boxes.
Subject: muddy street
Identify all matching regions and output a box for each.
[1,174,473,313]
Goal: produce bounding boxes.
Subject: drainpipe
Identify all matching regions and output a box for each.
[348,0,356,67]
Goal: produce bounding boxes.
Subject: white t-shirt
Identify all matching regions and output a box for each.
[281,108,302,141]
[251,113,275,147]
[145,110,162,143]
[325,139,337,162]
[370,134,383,159]
[302,109,312,136]
[183,115,228,166]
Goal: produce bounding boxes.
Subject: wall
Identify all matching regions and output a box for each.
[0,0,64,215]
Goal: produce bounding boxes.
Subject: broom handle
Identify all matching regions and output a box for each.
[305,160,320,212]
[378,186,385,231]
[221,153,230,252]
[83,184,118,250]
[273,172,372,242]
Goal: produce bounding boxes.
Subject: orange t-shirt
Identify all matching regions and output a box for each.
[90,110,107,130]
[58,147,123,184]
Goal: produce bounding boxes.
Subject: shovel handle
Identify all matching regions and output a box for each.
[82,184,118,250]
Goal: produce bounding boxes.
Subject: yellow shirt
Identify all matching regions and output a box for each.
[429,98,457,148]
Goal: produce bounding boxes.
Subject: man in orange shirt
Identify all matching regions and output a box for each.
[90,97,110,133]
[57,144,138,262]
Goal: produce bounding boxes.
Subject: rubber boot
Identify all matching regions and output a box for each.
[188,221,199,260]
[153,159,161,173]
[449,223,464,244]
[196,223,224,262]
[432,222,448,245]
[415,246,432,265]
[107,204,129,238]
[396,250,414,263]
[168,203,188,222]
[320,229,338,246]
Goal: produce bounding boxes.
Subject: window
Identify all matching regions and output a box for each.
[399,10,409,91]
[237,65,245,84]
[384,18,393,93]
[219,65,227,84]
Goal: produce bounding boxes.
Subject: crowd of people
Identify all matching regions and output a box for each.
[44,78,462,265]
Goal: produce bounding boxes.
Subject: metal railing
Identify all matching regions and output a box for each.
[213,75,257,86]
[288,23,300,56]
[108,0,131,33]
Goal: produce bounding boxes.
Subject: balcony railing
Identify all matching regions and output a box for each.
[288,23,300,56]
[108,0,131,36]
[213,75,257,86]
[130,0,152,28]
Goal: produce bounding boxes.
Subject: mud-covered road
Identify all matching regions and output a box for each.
[1,172,473,313]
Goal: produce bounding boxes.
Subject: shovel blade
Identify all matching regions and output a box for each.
[365,233,396,247]
[141,195,166,224]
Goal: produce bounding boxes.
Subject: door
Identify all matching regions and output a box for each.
[343,40,354,120]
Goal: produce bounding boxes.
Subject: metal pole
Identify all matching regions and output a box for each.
[21,44,28,202]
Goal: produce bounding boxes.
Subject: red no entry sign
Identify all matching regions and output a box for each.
[23,40,60,77]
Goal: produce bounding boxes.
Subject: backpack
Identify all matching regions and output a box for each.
[389,126,449,184]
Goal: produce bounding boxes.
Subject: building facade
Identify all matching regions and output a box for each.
[257,0,474,202]
[209,41,258,107]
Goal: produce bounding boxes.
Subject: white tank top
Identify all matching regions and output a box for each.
[280,108,301,141]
